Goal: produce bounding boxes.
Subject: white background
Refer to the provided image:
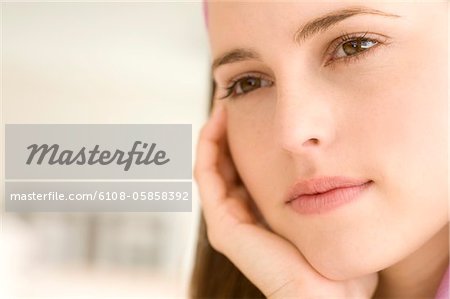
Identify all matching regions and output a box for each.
[1,1,210,298]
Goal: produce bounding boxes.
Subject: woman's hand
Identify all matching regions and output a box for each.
[194,103,379,299]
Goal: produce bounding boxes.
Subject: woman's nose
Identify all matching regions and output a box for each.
[274,88,336,156]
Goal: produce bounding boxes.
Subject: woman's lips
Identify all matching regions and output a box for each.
[287,179,373,215]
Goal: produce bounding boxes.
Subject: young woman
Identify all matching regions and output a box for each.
[191,2,449,298]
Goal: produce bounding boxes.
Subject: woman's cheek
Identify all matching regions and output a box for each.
[226,99,279,199]
[226,91,276,155]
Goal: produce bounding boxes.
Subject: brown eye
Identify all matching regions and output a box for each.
[339,38,378,57]
[224,75,273,98]
[237,77,261,94]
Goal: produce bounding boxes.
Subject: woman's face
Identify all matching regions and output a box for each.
[208,1,448,280]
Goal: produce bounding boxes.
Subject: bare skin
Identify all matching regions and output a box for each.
[195,1,448,298]
[195,104,379,298]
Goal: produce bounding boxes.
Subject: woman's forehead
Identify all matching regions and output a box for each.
[206,2,404,55]
[205,2,427,63]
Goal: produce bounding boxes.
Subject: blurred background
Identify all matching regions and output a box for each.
[1,1,210,298]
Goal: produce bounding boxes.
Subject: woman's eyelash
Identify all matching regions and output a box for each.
[218,32,388,100]
[218,73,272,100]
[323,31,388,67]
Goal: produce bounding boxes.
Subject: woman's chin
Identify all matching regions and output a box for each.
[304,253,376,281]
[296,240,387,281]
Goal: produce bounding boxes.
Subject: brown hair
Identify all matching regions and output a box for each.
[188,81,265,299]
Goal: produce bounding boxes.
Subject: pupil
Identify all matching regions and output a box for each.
[343,39,366,55]
[241,78,260,92]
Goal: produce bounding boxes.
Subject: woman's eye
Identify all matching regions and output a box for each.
[333,37,378,60]
[221,75,273,99]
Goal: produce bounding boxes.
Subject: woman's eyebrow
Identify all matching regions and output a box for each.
[212,48,260,72]
[294,6,400,44]
[212,6,400,72]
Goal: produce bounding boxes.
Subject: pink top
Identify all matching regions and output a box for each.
[435,266,449,299]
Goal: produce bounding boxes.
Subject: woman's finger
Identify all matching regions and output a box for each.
[194,104,228,211]
[217,134,240,188]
